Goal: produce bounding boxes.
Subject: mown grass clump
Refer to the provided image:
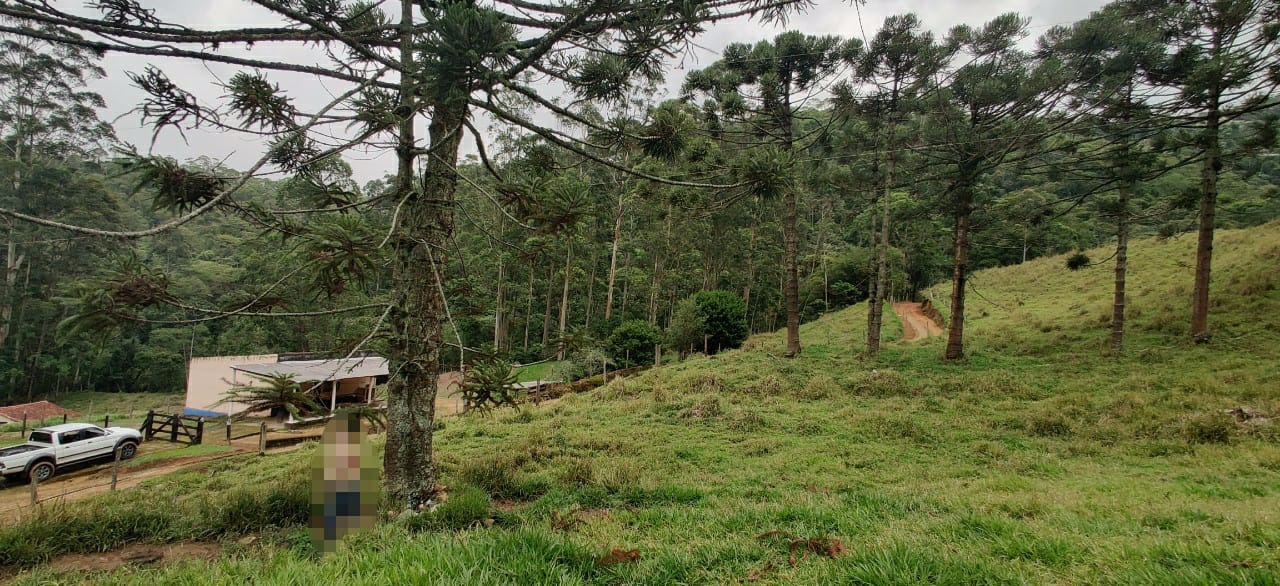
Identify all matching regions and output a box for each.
[404,483,493,532]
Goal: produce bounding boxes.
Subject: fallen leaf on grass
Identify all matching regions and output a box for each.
[746,561,776,581]
[757,530,845,565]
[598,548,641,567]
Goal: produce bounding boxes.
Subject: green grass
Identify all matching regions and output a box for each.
[127,443,235,468]
[515,360,567,382]
[6,223,1280,584]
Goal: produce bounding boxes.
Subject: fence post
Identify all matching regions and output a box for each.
[21,412,27,436]
[142,411,154,441]
[62,414,67,424]
[170,415,179,443]
[104,414,110,428]
[225,419,232,444]
[29,469,38,507]
[110,448,121,491]
[258,422,266,456]
[655,344,662,367]
[195,418,204,445]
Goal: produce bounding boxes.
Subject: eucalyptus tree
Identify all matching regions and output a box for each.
[684,31,861,358]
[923,14,1069,360]
[1131,0,1280,342]
[843,13,946,356]
[0,31,115,353]
[0,0,804,509]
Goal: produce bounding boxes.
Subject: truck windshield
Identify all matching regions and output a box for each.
[28,431,52,444]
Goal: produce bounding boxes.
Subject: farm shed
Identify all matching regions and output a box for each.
[183,354,389,418]
[0,400,81,425]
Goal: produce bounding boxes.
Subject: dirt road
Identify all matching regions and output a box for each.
[0,449,246,522]
[892,302,944,342]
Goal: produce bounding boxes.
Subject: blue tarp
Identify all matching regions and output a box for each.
[182,407,226,418]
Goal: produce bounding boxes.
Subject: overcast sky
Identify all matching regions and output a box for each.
[84,0,1110,184]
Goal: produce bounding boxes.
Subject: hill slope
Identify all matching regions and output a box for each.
[6,223,1280,584]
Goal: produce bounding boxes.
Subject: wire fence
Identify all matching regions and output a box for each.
[0,450,252,519]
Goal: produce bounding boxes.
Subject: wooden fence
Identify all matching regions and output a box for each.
[139,411,204,445]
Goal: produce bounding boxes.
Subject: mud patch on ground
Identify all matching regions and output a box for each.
[49,542,222,573]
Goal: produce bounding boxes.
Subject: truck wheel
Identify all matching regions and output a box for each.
[117,441,138,460]
[28,461,55,483]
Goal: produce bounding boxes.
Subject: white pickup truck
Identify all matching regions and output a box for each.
[0,423,142,483]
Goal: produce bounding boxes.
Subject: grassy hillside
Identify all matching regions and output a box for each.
[5,223,1280,584]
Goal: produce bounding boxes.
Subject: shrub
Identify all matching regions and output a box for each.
[666,291,749,356]
[607,320,663,367]
[666,298,706,356]
[550,346,613,383]
[690,290,748,354]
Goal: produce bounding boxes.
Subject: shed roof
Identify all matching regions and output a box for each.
[231,356,388,383]
[0,400,81,422]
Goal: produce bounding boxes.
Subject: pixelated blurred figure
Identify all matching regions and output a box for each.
[311,412,379,553]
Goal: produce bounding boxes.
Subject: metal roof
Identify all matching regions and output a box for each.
[231,356,389,383]
[512,380,560,390]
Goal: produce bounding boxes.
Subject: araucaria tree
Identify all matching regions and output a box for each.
[923,14,1067,360]
[0,0,803,510]
[1045,3,1167,355]
[1134,0,1280,342]
[684,31,860,358]
[845,13,944,356]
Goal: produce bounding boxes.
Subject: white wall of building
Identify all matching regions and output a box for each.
[184,354,278,417]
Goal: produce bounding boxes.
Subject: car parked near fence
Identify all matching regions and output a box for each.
[0,423,142,482]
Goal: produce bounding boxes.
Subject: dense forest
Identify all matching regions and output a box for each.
[0,0,1277,508]
[0,2,1277,405]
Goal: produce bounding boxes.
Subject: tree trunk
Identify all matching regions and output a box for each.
[649,201,673,325]
[384,1,466,508]
[542,263,554,346]
[8,263,30,391]
[523,259,536,351]
[783,189,801,358]
[620,251,631,319]
[743,219,757,329]
[556,240,573,360]
[494,253,505,350]
[3,131,25,352]
[945,184,974,361]
[584,240,596,330]
[779,78,800,358]
[868,151,894,356]
[604,192,624,321]
[0,225,23,351]
[1191,98,1220,343]
[1111,180,1133,354]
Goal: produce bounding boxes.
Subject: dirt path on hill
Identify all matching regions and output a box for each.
[892,302,944,342]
